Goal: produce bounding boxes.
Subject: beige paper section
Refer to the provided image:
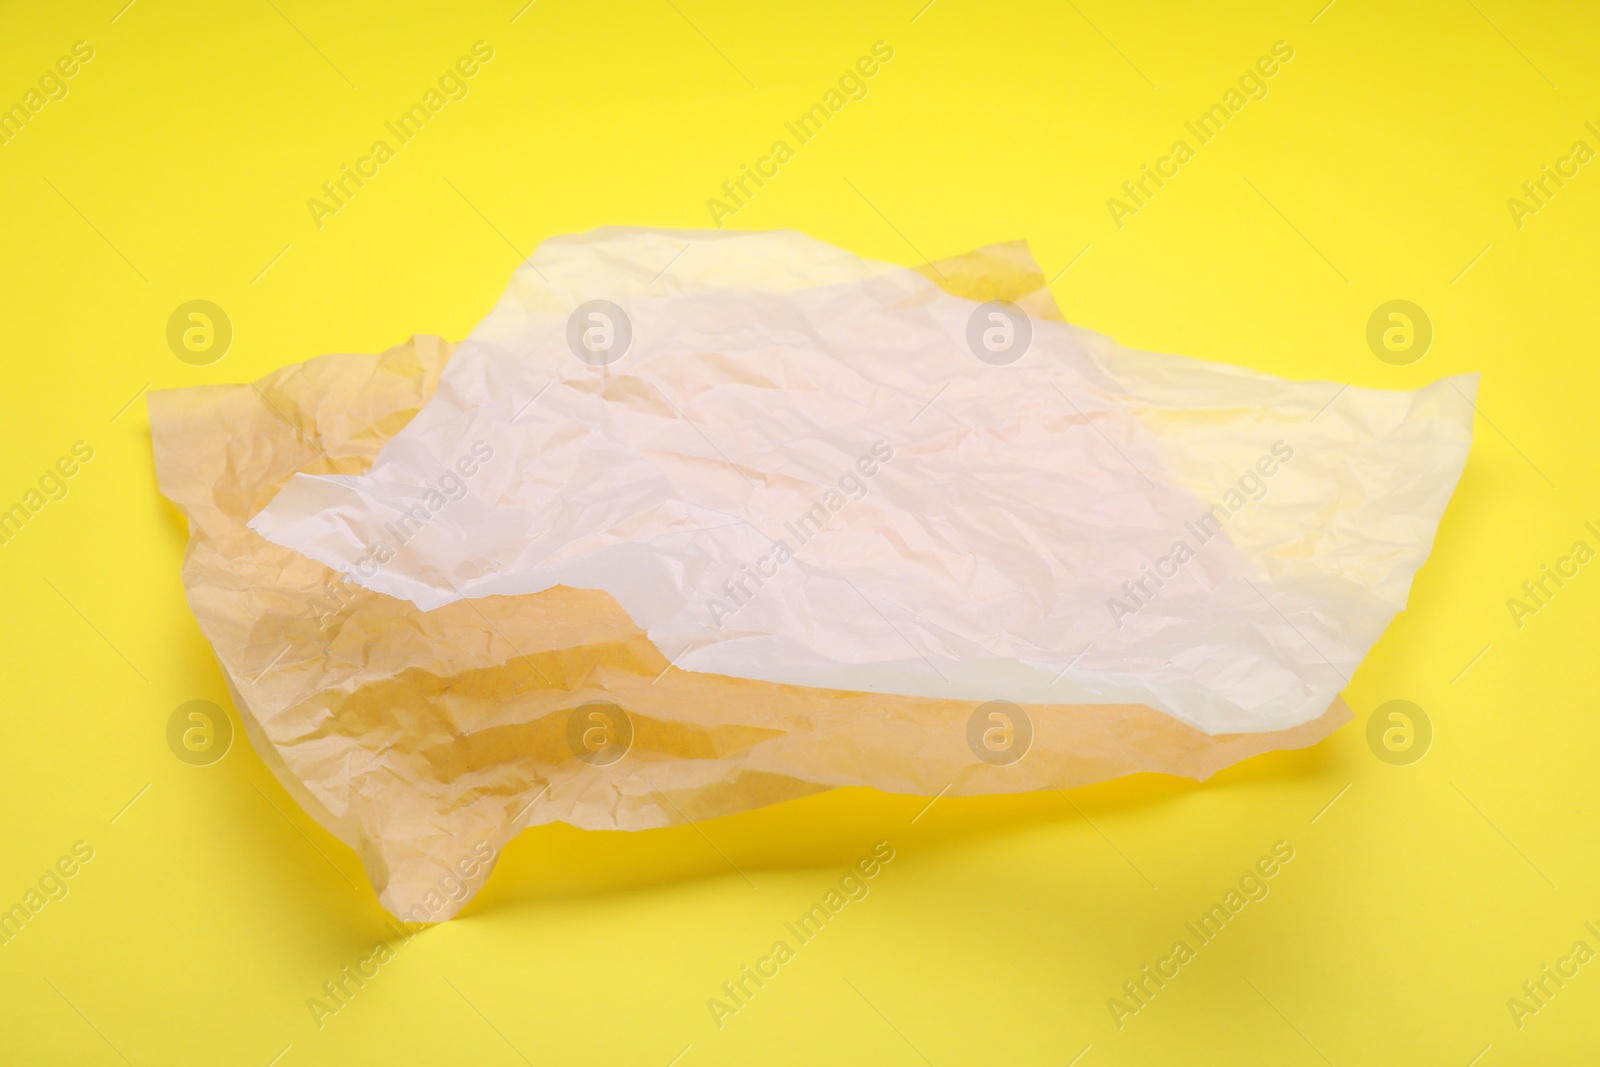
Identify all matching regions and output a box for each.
[151,244,1349,921]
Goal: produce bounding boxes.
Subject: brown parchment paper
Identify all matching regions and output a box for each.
[150,243,1349,921]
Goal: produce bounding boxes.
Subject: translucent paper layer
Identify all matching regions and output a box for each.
[252,229,1475,734]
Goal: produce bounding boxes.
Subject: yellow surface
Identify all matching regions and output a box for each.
[1,1,1595,1063]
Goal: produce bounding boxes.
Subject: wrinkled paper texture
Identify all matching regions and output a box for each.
[252,229,1475,734]
[151,234,1472,920]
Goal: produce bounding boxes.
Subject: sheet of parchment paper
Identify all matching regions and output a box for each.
[151,240,1446,921]
[250,229,1475,735]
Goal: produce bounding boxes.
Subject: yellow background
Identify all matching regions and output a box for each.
[2,1,1596,1063]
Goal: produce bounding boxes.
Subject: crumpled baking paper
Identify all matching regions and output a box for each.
[152,232,1472,920]
[251,228,1475,734]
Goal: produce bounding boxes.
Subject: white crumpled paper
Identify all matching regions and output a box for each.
[250,228,1475,735]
